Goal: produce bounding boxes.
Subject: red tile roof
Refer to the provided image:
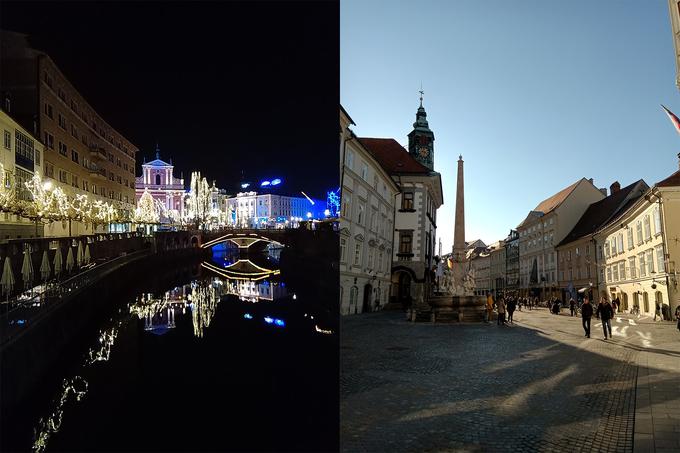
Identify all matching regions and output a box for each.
[656,169,680,187]
[358,138,432,174]
[533,179,582,214]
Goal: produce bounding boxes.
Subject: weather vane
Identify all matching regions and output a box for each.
[419,82,424,107]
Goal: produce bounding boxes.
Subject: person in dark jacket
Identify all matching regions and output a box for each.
[597,297,614,339]
[581,297,593,338]
[507,297,516,324]
[569,298,576,317]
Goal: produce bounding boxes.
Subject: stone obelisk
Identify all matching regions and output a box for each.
[453,155,466,262]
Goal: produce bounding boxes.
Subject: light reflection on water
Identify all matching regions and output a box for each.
[30,248,334,452]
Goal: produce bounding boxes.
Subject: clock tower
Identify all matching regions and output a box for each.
[407,90,435,170]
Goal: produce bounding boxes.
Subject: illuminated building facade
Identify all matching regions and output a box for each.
[0,108,44,239]
[0,31,138,236]
[225,191,323,228]
[134,147,185,223]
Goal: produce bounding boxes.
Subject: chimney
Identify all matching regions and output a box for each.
[588,178,594,185]
[610,181,620,194]
[599,188,607,196]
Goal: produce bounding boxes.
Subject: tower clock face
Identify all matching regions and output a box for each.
[418,146,429,158]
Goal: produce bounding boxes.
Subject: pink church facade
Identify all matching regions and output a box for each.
[135,148,185,221]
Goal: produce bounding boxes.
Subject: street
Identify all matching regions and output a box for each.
[340,308,680,452]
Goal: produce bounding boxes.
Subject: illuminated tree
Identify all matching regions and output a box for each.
[185,171,211,229]
[134,189,159,224]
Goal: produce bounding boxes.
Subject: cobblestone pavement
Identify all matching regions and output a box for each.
[340,308,680,452]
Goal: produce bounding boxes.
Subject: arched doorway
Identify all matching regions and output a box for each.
[643,292,649,314]
[391,271,412,308]
[362,284,372,313]
[622,293,628,311]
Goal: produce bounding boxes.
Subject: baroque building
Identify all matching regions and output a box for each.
[135,146,186,224]
[504,229,520,293]
[358,98,443,309]
[594,164,680,317]
[339,106,398,314]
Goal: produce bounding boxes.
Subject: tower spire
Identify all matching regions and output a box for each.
[419,83,424,107]
[155,142,160,160]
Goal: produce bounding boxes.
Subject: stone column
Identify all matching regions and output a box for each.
[453,155,465,262]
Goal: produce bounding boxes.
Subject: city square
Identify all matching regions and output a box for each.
[341,309,680,452]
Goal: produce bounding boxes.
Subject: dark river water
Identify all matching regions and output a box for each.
[3,244,338,452]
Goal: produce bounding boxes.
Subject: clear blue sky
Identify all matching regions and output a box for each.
[341,0,679,254]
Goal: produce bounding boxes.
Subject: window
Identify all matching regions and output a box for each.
[606,266,611,282]
[71,150,79,164]
[83,180,89,192]
[653,207,661,235]
[612,263,618,281]
[35,149,40,166]
[611,237,617,255]
[398,232,413,255]
[3,130,10,149]
[619,261,626,281]
[643,215,651,241]
[646,249,654,275]
[575,247,580,256]
[43,103,53,119]
[627,228,634,250]
[370,210,377,231]
[58,169,68,183]
[45,162,54,178]
[340,237,347,263]
[70,100,78,113]
[636,220,643,245]
[617,233,624,253]
[585,245,590,256]
[402,192,414,210]
[71,174,79,188]
[629,257,637,279]
[44,131,54,150]
[345,149,354,169]
[353,242,362,266]
[656,245,665,273]
[604,242,610,258]
[58,141,67,156]
[15,130,35,166]
[116,157,121,167]
[71,124,78,139]
[43,71,53,88]
[368,247,374,269]
[360,162,368,180]
[58,113,67,130]
[356,203,364,225]
[639,252,646,277]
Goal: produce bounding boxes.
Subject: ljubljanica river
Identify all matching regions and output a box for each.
[5,244,338,452]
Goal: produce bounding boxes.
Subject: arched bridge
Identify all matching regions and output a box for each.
[199,229,290,249]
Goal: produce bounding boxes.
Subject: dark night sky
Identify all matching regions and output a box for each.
[0,1,339,200]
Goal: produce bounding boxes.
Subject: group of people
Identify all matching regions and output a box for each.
[578,297,612,339]
[486,294,523,325]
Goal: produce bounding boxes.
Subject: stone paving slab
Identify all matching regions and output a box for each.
[341,309,680,453]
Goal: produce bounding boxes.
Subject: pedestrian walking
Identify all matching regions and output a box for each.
[597,297,614,339]
[497,297,506,326]
[675,305,680,333]
[507,297,516,324]
[654,302,662,321]
[485,293,494,323]
[581,297,593,338]
[569,298,576,317]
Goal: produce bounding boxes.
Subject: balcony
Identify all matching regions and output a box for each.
[89,144,108,160]
[87,164,107,181]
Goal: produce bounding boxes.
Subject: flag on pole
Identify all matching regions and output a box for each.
[661,104,680,135]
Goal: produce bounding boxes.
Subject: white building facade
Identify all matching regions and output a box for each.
[339,106,398,314]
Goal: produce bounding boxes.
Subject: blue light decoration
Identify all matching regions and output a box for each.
[241,183,250,189]
[264,316,274,324]
[271,178,282,186]
[244,313,254,320]
[260,180,271,187]
[327,188,340,217]
[263,316,285,327]
[274,318,285,327]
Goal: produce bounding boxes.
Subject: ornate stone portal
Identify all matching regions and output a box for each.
[418,155,486,322]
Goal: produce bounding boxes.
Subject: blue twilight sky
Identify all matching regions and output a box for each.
[341,0,679,255]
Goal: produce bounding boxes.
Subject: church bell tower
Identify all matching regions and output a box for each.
[407,89,435,170]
